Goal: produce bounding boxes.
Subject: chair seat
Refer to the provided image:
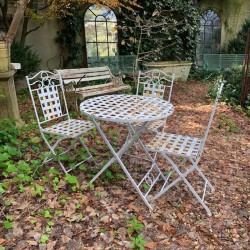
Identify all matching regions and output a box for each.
[146,132,203,158]
[42,119,94,138]
[133,119,165,132]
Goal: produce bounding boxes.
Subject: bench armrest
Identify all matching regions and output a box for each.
[111,75,124,85]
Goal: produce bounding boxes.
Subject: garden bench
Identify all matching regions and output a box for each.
[55,66,131,104]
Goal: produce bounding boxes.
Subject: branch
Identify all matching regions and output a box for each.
[26,25,40,35]
[4,0,30,43]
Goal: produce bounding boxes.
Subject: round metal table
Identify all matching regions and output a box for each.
[80,94,174,210]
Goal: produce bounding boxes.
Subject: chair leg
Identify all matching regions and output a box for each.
[154,154,213,216]
[78,137,95,164]
[41,132,95,174]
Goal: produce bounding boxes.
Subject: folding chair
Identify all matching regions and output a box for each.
[145,82,224,216]
[26,70,95,174]
[135,69,175,133]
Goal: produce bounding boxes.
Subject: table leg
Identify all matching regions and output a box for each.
[90,118,154,210]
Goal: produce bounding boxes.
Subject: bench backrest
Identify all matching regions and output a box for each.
[55,66,113,85]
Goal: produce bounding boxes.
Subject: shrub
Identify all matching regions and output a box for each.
[208,65,242,106]
[11,42,41,79]
[119,0,200,62]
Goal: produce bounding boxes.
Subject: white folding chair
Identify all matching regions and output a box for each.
[135,69,175,133]
[145,82,224,216]
[26,70,95,173]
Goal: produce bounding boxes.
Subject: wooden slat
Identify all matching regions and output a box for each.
[75,85,130,98]
[55,66,130,100]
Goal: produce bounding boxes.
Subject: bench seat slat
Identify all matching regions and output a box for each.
[55,66,131,102]
[75,84,130,98]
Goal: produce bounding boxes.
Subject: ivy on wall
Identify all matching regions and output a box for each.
[55,0,200,68]
[119,0,200,62]
[55,4,84,68]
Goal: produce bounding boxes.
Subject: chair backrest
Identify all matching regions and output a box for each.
[199,82,224,156]
[136,69,175,102]
[26,71,70,128]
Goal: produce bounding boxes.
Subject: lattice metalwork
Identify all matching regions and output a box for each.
[26,70,95,173]
[145,83,224,216]
[80,94,174,210]
[80,94,174,123]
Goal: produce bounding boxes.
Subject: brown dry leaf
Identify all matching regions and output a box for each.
[61,235,71,244]
[100,215,110,223]
[145,241,157,249]
[13,224,24,237]
[111,214,119,220]
[27,240,38,246]
[0,238,5,245]
[16,201,30,210]
[80,196,89,205]
[64,203,76,217]
[137,215,143,221]
[117,227,127,240]
[33,232,42,242]
[127,204,140,212]
[47,240,57,250]
[47,198,60,209]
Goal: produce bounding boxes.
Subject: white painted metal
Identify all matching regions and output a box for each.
[80,94,174,123]
[80,94,174,209]
[136,69,175,132]
[146,82,224,216]
[26,70,95,173]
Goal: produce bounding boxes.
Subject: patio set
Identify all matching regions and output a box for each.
[26,68,224,217]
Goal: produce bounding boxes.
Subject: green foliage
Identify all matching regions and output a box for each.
[130,234,147,250]
[40,234,49,244]
[217,115,239,133]
[0,119,43,193]
[222,19,250,54]
[189,67,221,82]
[208,65,242,106]
[3,215,13,229]
[120,0,200,62]
[127,216,144,235]
[10,42,41,79]
[55,4,83,68]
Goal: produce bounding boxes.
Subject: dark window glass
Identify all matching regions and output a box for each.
[196,10,221,66]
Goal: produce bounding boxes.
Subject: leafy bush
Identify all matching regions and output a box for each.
[120,0,200,62]
[0,119,42,193]
[208,65,242,105]
[189,67,220,82]
[11,42,41,79]
[221,19,250,54]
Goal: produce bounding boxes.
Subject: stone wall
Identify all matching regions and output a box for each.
[199,0,250,49]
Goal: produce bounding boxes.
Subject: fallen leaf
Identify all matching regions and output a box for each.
[0,238,6,245]
[145,241,157,249]
[27,240,38,246]
[47,240,57,250]
[61,235,71,244]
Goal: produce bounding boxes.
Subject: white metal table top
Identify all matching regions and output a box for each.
[80,94,174,123]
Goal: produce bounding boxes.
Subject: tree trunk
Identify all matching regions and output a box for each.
[4,0,30,44]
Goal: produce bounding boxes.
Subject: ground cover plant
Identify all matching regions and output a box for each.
[0,80,249,249]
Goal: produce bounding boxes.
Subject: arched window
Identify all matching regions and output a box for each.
[197,10,221,66]
[84,4,118,61]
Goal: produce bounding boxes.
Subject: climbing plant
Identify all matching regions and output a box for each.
[119,0,200,62]
[55,4,83,68]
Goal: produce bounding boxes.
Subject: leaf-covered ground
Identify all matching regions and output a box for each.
[0,80,249,249]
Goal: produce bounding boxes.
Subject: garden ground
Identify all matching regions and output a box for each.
[0,80,249,249]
